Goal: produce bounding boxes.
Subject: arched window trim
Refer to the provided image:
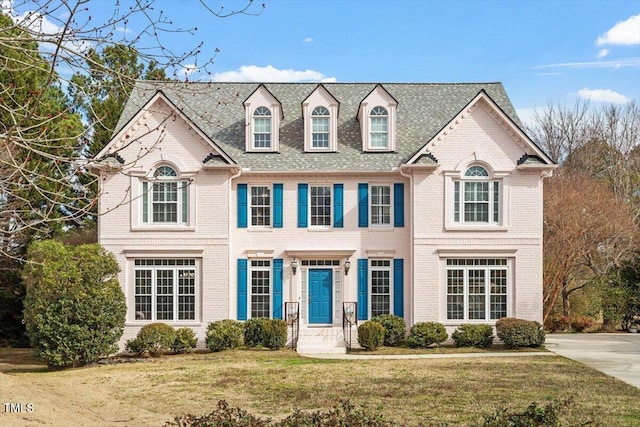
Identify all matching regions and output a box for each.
[252,106,272,150]
[453,163,500,225]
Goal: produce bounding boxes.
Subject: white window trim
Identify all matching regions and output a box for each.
[303,103,338,152]
[360,103,396,152]
[249,185,272,228]
[443,258,511,323]
[444,167,510,231]
[251,107,272,151]
[369,259,394,318]
[244,100,281,153]
[249,259,272,319]
[309,184,333,228]
[369,183,393,228]
[131,258,200,324]
[130,167,197,231]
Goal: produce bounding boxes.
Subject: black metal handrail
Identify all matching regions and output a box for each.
[342,302,357,351]
[285,302,299,351]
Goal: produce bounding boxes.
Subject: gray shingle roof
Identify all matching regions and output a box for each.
[115,82,526,172]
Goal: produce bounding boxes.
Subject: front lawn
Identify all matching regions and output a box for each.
[0,348,638,426]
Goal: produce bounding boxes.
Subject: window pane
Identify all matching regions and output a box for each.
[464,182,489,222]
[310,186,331,226]
[468,269,485,320]
[156,269,174,321]
[371,185,391,225]
[490,269,507,320]
[178,269,196,320]
[135,270,152,320]
[251,265,270,318]
[250,186,271,226]
[371,263,391,317]
[153,182,178,223]
[493,181,500,224]
[447,269,464,320]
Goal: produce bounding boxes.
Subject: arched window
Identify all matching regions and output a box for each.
[311,106,330,148]
[370,106,389,148]
[253,106,272,149]
[454,165,500,224]
[142,165,189,224]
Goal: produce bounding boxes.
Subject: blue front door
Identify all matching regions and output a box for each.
[309,269,332,324]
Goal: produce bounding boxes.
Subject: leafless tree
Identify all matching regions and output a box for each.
[0,0,262,261]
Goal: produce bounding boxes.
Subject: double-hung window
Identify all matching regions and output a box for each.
[142,166,189,225]
[370,185,391,226]
[253,106,272,149]
[250,260,271,318]
[311,106,330,149]
[453,166,500,225]
[370,260,392,317]
[370,106,389,149]
[134,259,197,321]
[446,258,508,321]
[250,186,271,226]
[310,185,331,226]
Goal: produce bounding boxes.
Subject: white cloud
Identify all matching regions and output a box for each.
[596,49,609,59]
[115,26,132,34]
[210,65,337,83]
[304,37,313,43]
[577,88,631,104]
[1,0,12,14]
[533,57,640,69]
[177,64,199,79]
[597,14,640,45]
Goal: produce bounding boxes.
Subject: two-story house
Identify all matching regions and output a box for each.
[92,82,555,353]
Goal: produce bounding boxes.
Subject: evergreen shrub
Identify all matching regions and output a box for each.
[406,322,448,348]
[206,320,244,352]
[357,321,385,350]
[371,314,406,346]
[496,318,545,348]
[451,324,494,347]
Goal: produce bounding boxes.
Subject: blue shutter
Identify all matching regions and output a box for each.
[298,183,308,228]
[237,259,248,320]
[394,183,404,228]
[273,184,283,228]
[393,259,404,317]
[358,183,369,227]
[357,259,368,320]
[334,183,343,228]
[272,259,283,319]
[237,184,247,228]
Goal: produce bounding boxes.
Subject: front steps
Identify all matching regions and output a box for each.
[295,326,356,354]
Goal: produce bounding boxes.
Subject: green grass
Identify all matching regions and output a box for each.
[1,347,638,426]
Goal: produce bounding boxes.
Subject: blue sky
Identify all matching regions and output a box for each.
[4,0,639,124]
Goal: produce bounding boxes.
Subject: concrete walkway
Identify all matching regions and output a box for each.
[545,333,640,389]
[300,350,552,360]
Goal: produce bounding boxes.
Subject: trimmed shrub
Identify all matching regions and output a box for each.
[570,316,594,333]
[546,314,571,333]
[206,320,244,352]
[244,317,268,348]
[357,321,385,350]
[22,240,126,368]
[371,314,406,346]
[406,322,448,348]
[262,319,288,350]
[451,324,494,347]
[172,327,198,353]
[496,317,545,348]
[126,322,176,356]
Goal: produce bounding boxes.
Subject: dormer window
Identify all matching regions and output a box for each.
[253,107,272,149]
[312,107,330,149]
[244,85,282,152]
[302,85,339,152]
[370,106,389,149]
[358,84,397,152]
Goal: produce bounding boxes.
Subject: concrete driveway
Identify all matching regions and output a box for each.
[546,333,640,389]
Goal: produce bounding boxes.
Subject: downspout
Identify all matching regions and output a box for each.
[399,165,414,327]
[228,166,243,319]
